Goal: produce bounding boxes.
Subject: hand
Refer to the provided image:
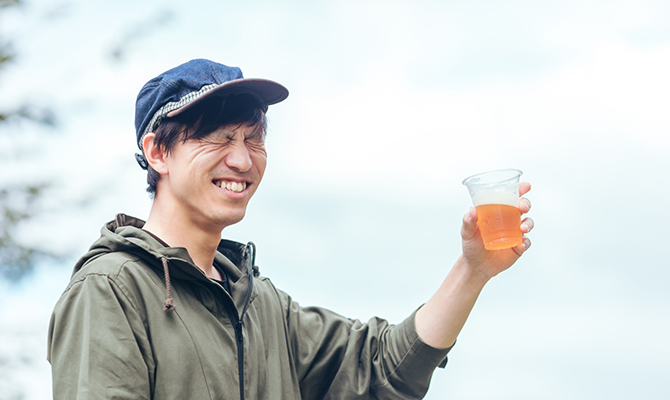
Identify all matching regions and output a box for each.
[460,182,534,279]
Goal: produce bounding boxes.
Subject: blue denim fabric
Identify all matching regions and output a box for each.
[134,59,288,151]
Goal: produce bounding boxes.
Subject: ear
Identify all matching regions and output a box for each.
[142,133,169,175]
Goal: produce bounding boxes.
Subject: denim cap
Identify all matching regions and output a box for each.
[134,59,289,169]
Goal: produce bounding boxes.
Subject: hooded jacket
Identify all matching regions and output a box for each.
[48,214,450,400]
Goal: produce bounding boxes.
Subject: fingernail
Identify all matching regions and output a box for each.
[520,224,528,232]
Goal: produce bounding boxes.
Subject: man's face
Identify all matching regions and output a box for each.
[157,123,267,232]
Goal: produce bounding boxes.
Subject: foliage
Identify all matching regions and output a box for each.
[0,0,174,281]
[0,184,59,280]
[0,0,58,280]
[0,0,21,8]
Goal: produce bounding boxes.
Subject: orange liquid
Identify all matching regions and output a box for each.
[475,204,522,250]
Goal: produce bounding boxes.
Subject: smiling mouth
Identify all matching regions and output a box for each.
[213,180,248,193]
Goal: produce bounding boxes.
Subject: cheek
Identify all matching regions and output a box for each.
[254,156,267,178]
[192,151,223,173]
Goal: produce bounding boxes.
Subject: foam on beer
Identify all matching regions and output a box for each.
[471,192,518,207]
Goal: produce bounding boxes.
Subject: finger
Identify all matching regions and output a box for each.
[520,217,534,233]
[519,182,531,196]
[512,237,531,256]
[461,207,478,240]
[519,197,531,214]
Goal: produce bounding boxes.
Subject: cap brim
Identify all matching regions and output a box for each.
[166,78,289,117]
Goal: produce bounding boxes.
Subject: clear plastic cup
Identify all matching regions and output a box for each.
[462,169,523,250]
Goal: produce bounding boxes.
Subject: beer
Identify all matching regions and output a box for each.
[463,169,524,251]
[475,203,522,250]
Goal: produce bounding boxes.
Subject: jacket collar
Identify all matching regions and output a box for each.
[81,213,259,316]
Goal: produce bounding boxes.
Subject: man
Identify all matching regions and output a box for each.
[48,59,533,399]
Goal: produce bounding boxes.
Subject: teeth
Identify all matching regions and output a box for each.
[216,180,246,193]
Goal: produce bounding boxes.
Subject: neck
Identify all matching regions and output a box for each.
[143,200,223,279]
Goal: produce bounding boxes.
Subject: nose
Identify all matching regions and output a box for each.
[224,142,253,172]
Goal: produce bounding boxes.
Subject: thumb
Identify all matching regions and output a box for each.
[461,207,479,241]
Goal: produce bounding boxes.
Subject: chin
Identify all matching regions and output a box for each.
[213,210,246,229]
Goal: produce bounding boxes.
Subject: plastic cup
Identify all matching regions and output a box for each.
[462,169,523,250]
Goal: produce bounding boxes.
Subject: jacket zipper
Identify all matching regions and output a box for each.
[234,320,245,400]
[222,292,246,400]
[221,243,256,400]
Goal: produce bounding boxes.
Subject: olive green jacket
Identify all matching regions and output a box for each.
[48,214,450,399]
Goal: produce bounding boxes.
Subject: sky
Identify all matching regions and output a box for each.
[1,0,669,399]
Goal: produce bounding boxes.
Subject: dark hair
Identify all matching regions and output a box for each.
[145,94,267,196]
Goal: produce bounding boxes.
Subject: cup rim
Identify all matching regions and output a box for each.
[462,168,523,187]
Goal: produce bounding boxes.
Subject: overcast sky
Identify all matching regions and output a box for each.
[1,0,669,399]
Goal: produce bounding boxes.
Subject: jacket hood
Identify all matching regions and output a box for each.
[73,214,258,314]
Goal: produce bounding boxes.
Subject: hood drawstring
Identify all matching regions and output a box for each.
[162,257,176,312]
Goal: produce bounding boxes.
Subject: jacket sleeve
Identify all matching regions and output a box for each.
[48,272,153,400]
[280,290,451,400]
